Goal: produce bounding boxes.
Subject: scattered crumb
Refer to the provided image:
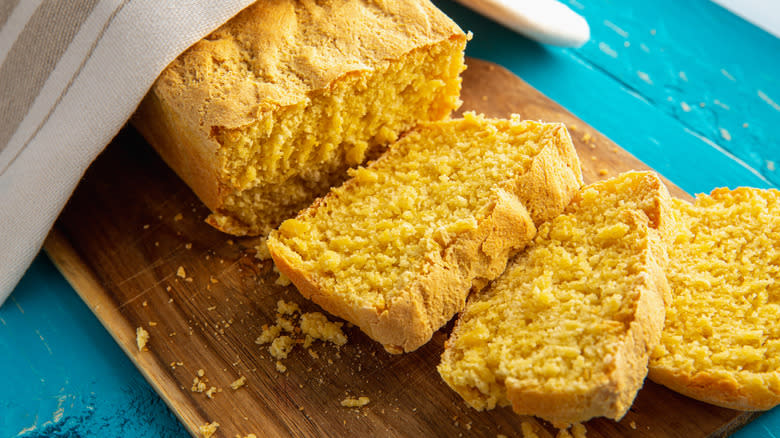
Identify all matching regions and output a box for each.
[176,266,186,278]
[743,122,749,128]
[255,325,281,344]
[207,306,217,311]
[276,316,295,332]
[612,147,619,153]
[300,312,347,345]
[270,336,294,359]
[191,376,207,393]
[243,435,257,438]
[185,243,192,250]
[556,428,573,438]
[581,133,592,142]
[209,276,218,284]
[720,128,731,141]
[274,267,292,286]
[185,277,194,283]
[143,224,150,229]
[205,386,217,399]
[497,435,508,438]
[568,124,578,131]
[198,369,205,377]
[276,361,287,373]
[148,321,157,327]
[340,396,370,407]
[136,327,149,351]
[768,160,776,171]
[277,300,300,315]
[308,348,319,359]
[629,420,637,429]
[166,286,172,292]
[520,421,538,438]
[174,213,183,221]
[155,241,159,247]
[230,376,247,390]
[254,237,272,260]
[598,169,609,176]
[227,239,234,245]
[168,298,174,303]
[198,421,218,438]
[572,423,587,438]
[142,300,148,307]
[699,102,706,108]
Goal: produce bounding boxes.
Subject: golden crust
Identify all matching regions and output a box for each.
[133,0,466,226]
[268,121,583,353]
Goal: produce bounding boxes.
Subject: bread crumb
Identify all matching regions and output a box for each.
[269,335,294,359]
[300,312,347,345]
[136,327,149,351]
[148,321,157,326]
[205,386,217,398]
[255,237,272,260]
[197,369,205,377]
[198,421,218,438]
[277,300,300,315]
[572,423,587,438]
[185,277,193,283]
[581,133,592,142]
[276,316,295,332]
[340,396,370,407]
[143,224,150,229]
[207,306,217,311]
[191,377,207,393]
[520,421,538,438]
[556,428,573,438]
[209,276,218,284]
[598,169,609,176]
[255,325,281,344]
[274,270,291,286]
[230,376,247,390]
[142,300,148,307]
[174,213,183,221]
[308,348,319,359]
[276,361,287,373]
[176,266,186,278]
[629,420,637,429]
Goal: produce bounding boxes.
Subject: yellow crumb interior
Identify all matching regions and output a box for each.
[272,114,563,311]
[439,172,659,410]
[651,188,780,387]
[210,38,466,235]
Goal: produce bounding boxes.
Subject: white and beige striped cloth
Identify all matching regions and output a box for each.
[0,0,254,306]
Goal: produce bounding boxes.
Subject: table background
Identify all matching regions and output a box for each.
[2,0,779,436]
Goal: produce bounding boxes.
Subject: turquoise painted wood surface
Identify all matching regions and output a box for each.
[1,0,778,436]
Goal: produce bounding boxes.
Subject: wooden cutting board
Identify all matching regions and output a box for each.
[45,58,760,438]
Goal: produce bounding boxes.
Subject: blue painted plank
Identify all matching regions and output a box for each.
[0,255,185,437]
[1,0,779,436]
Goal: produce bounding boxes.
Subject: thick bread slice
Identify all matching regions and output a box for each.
[438,171,674,427]
[649,187,780,411]
[268,114,583,353]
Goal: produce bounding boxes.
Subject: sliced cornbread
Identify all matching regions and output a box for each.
[649,187,780,410]
[134,0,468,236]
[268,114,583,353]
[438,171,673,427]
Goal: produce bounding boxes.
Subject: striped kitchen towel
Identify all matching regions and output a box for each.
[0,0,254,306]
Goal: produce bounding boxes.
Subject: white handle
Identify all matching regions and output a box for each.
[455,0,590,48]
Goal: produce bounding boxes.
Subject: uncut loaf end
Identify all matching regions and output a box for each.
[134,0,468,236]
[268,114,583,353]
[439,171,674,427]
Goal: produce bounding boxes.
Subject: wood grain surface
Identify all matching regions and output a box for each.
[44,58,760,438]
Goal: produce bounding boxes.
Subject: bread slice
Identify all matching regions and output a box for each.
[438,171,674,427]
[133,0,468,236]
[268,114,583,353]
[649,187,780,410]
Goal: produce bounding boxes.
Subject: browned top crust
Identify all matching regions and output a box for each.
[153,0,465,132]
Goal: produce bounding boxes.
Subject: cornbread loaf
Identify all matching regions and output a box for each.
[134,0,468,236]
[268,114,583,353]
[438,171,674,427]
[649,187,780,410]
